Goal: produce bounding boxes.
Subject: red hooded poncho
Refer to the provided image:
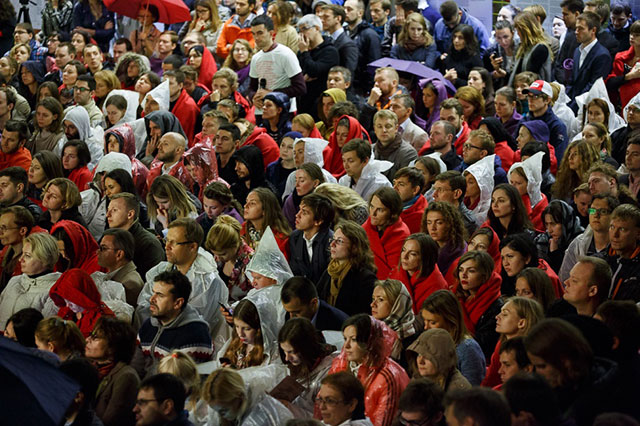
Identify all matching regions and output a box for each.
[324,115,371,178]
[188,45,217,92]
[445,226,502,288]
[51,220,102,274]
[104,123,150,199]
[184,143,220,201]
[49,268,115,337]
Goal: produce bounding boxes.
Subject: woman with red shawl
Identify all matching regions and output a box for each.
[327,314,410,426]
[324,115,370,178]
[50,220,103,274]
[187,45,217,92]
[104,123,150,199]
[453,250,503,361]
[49,268,115,337]
[444,226,502,288]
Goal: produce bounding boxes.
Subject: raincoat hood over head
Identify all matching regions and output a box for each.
[406,328,457,376]
[184,143,219,186]
[339,316,398,369]
[64,105,93,141]
[410,153,446,174]
[508,151,544,207]
[142,79,170,112]
[318,88,347,121]
[144,110,186,139]
[115,51,151,81]
[50,220,101,272]
[479,117,516,149]
[295,137,329,167]
[521,120,550,142]
[417,77,452,130]
[325,115,371,177]
[104,123,137,159]
[49,268,104,309]
[264,92,292,130]
[546,199,583,248]
[233,145,265,185]
[244,287,286,364]
[21,60,46,83]
[575,78,626,133]
[624,90,640,122]
[103,89,140,124]
[245,226,293,285]
[94,152,132,176]
[464,154,495,226]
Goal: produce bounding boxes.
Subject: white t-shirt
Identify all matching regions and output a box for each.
[249,43,301,114]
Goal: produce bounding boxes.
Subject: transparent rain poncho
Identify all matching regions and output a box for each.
[464,154,495,226]
[508,151,544,208]
[142,79,170,112]
[574,78,626,135]
[245,226,293,286]
[103,89,140,125]
[282,137,337,199]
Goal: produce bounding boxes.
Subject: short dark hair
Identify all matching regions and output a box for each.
[109,192,140,219]
[611,1,632,15]
[0,88,16,108]
[500,233,538,267]
[578,11,601,31]
[321,372,366,420]
[444,388,511,426]
[77,74,96,91]
[577,256,612,303]
[395,0,419,13]
[218,122,241,141]
[140,373,187,414]
[439,0,459,21]
[281,276,318,304]
[398,378,444,421]
[341,138,371,161]
[251,14,274,31]
[168,218,204,247]
[394,167,426,193]
[92,316,137,363]
[162,54,184,70]
[114,37,133,51]
[101,228,135,260]
[596,300,640,356]
[322,5,346,24]
[0,166,27,188]
[59,359,100,408]
[434,170,466,200]
[503,373,562,425]
[329,102,359,121]
[300,193,335,229]
[6,308,43,347]
[164,70,185,84]
[561,0,585,13]
[62,140,91,168]
[499,336,530,369]
[0,206,34,232]
[154,269,192,310]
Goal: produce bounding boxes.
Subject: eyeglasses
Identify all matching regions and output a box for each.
[134,399,158,407]
[329,238,347,246]
[98,245,119,252]
[588,208,611,216]
[165,240,193,247]
[0,225,20,232]
[315,396,344,407]
[462,143,483,151]
[73,86,91,93]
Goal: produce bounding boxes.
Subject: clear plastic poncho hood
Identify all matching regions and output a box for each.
[508,151,544,207]
[464,154,495,226]
[245,226,293,285]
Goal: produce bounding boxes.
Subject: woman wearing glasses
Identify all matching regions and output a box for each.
[86,316,139,426]
[317,220,377,316]
[316,372,373,426]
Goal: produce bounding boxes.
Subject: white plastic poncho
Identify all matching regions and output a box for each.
[413,153,447,201]
[623,90,640,122]
[282,137,337,199]
[574,78,626,135]
[55,105,105,171]
[508,151,544,208]
[79,152,133,240]
[103,89,140,125]
[90,271,135,322]
[338,159,393,203]
[142,79,170,112]
[464,154,495,226]
[552,83,581,141]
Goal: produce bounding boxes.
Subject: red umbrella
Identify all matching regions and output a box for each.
[104,0,191,24]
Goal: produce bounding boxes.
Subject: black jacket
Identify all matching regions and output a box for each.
[333,31,358,74]
[438,48,483,88]
[297,36,340,118]
[230,145,277,206]
[345,20,381,93]
[8,195,43,223]
[553,29,579,84]
[127,220,166,280]
[285,299,349,332]
[38,206,87,232]
[317,264,376,317]
[606,246,640,303]
[474,298,503,361]
[289,227,333,285]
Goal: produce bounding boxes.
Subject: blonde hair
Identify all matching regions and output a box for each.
[23,232,59,269]
[44,178,82,210]
[292,113,316,132]
[202,368,246,404]
[205,214,242,251]
[315,183,367,220]
[147,175,197,221]
[35,317,85,356]
[397,12,433,47]
[514,12,553,60]
[158,351,201,411]
[10,43,31,60]
[503,297,544,339]
[374,279,403,307]
[94,70,121,91]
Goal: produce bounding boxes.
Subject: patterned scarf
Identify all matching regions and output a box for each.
[327,259,352,305]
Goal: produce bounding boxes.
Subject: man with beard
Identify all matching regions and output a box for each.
[419,120,462,170]
[0,120,31,172]
[146,132,193,193]
[59,105,103,170]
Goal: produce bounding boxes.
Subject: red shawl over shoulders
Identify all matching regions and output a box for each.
[456,271,502,334]
[391,265,448,313]
[363,217,410,280]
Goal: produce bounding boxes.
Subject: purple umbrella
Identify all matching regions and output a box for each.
[367,58,457,93]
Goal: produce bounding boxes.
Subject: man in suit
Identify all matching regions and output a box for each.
[553,0,584,85]
[97,228,144,307]
[281,276,349,331]
[320,5,358,75]
[390,94,429,152]
[567,11,612,111]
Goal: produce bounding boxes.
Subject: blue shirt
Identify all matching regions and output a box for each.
[434,9,490,54]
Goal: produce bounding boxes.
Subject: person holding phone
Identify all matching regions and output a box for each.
[483,21,517,90]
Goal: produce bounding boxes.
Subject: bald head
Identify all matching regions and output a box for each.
[157,132,186,164]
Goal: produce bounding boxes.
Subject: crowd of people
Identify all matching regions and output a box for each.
[0,0,640,424]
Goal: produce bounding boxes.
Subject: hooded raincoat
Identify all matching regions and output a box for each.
[136,248,229,342]
[187,45,217,92]
[48,268,115,337]
[183,143,219,202]
[103,89,140,127]
[230,145,274,206]
[508,152,548,232]
[574,78,626,136]
[338,159,393,203]
[406,329,471,392]
[104,123,149,198]
[79,152,133,241]
[51,220,102,274]
[535,200,584,273]
[261,92,292,143]
[325,115,371,178]
[478,117,516,171]
[316,88,347,139]
[142,80,170,112]
[552,83,581,141]
[57,105,104,171]
[115,52,151,90]
[328,317,410,426]
[18,61,45,110]
[241,125,280,169]
[282,137,337,199]
[463,154,495,226]
[416,77,451,133]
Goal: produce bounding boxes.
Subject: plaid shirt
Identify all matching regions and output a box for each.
[29,39,48,63]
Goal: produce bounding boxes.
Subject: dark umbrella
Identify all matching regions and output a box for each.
[367,58,457,93]
[0,337,79,426]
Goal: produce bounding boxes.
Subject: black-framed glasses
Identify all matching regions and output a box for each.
[134,399,158,407]
[0,225,20,232]
[98,245,119,252]
[462,143,483,151]
[314,396,344,407]
[73,86,91,93]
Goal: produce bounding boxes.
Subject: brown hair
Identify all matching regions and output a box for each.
[223,299,265,367]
